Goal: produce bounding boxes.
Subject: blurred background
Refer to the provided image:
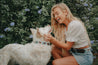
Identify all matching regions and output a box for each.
[0,0,98,65]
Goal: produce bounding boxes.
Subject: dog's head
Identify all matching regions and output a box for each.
[38,25,52,36]
[30,25,52,41]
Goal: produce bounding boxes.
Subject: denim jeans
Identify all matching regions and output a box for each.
[70,47,93,65]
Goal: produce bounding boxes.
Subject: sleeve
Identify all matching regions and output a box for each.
[66,21,84,42]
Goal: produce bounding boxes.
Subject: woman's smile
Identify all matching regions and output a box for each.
[56,17,61,22]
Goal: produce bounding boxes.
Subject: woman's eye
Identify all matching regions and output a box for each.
[53,12,59,18]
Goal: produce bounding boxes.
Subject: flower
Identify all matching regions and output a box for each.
[80,0,83,1]
[36,6,39,9]
[84,3,88,6]
[10,22,15,26]
[0,35,4,38]
[29,35,33,38]
[91,27,94,30]
[91,40,94,44]
[4,27,11,31]
[38,9,42,14]
[88,8,91,11]
[90,4,93,7]
[25,8,30,12]
[96,17,98,20]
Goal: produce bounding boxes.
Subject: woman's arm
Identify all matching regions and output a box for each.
[50,37,74,50]
[44,34,74,50]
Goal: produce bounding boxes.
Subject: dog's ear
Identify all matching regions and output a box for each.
[36,28,39,31]
[36,28,40,34]
[30,28,36,35]
[36,28,42,37]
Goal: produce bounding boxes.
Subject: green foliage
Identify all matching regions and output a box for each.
[0,0,98,53]
[0,0,54,46]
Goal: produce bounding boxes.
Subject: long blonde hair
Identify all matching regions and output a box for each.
[51,3,91,46]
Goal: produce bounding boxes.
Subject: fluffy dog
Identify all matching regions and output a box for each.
[0,25,52,65]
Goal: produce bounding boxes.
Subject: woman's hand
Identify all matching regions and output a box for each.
[44,34,53,42]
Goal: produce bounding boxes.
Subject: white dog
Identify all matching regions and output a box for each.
[0,25,52,65]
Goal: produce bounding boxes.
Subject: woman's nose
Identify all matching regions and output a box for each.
[54,15,58,18]
[54,15,58,20]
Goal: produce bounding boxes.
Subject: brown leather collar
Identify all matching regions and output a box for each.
[75,45,89,49]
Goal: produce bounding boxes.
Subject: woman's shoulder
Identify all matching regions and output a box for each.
[69,20,82,28]
[70,20,82,25]
[68,20,84,31]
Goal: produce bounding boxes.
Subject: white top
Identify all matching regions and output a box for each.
[65,20,89,48]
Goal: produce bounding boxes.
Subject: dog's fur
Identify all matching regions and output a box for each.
[0,25,52,65]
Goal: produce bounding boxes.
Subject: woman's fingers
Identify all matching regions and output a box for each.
[44,34,52,42]
[44,34,49,41]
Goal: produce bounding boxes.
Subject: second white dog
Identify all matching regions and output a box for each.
[0,25,52,65]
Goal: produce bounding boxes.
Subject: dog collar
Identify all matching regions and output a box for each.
[33,41,50,45]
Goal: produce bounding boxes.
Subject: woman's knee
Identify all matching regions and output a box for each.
[52,56,79,65]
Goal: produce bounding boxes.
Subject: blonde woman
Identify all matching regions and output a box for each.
[44,3,93,65]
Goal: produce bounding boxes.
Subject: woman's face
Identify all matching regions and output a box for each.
[53,7,67,24]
